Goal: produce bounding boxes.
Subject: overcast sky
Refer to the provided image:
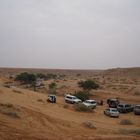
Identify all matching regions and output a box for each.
[0,0,140,69]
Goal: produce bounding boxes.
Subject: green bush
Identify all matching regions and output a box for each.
[74,103,92,112]
[36,73,47,79]
[73,91,89,101]
[78,79,99,91]
[49,82,57,89]
[46,74,57,79]
[15,72,36,84]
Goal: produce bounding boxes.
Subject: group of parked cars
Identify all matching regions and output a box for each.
[105,98,140,117]
[47,94,140,118]
[65,94,97,109]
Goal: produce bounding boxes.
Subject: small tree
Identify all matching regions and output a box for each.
[15,72,37,91]
[73,91,89,101]
[78,79,99,92]
[36,73,47,79]
[15,72,36,85]
[46,74,57,79]
[49,82,57,94]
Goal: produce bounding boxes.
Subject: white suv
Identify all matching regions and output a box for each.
[65,94,82,104]
[83,100,97,109]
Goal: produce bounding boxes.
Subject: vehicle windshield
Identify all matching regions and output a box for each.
[91,101,96,104]
[73,97,77,99]
[111,109,118,112]
[125,104,131,107]
[135,106,140,109]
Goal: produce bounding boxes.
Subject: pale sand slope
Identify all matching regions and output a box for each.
[0,85,140,140]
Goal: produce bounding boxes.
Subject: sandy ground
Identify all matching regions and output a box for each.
[0,68,140,140]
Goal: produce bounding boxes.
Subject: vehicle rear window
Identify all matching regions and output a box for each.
[118,105,123,107]
[135,106,140,109]
[66,96,72,99]
[125,105,131,107]
[112,109,118,112]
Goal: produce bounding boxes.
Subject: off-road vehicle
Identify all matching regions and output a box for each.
[134,105,140,115]
[83,100,97,109]
[117,103,134,113]
[47,94,56,103]
[65,94,82,104]
[107,98,119,108]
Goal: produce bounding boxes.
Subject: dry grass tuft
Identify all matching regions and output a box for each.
[13,89,23,94]
[74,103,93,112]
[83,121,96,129]
[120,119,133,125]
[119,129,140,135]
[37,99,44,102]
[0,103,20,118]
[63,104,69,109]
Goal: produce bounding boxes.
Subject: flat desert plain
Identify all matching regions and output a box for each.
[0,67,140,140]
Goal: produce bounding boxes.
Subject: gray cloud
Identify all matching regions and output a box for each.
[0,0,140,69]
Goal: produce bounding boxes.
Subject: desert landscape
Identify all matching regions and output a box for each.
[0,67,140,140]
[1,0,140,139]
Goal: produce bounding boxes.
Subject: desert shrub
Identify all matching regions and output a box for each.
[78,79,99,91]
[36,73,47,79]
[46,74,57,79]
[4,85,10,88]
[0,103,20,118]
[74,103,92,112]
[120,119,133,125]
[134,91,140,96]
[4,111,20,118]
[63,104,69,109]
[48,82,57,95]
[12,89,23,94]
[60,85,67,89]
[77,74,81,77]
[59,74,66,78]
[120,129,140,135]
[83,121,96,129]
[49,82,57,89]
[73,91,89,101]
[37,99,44,102]
[0,103,14,108]
[128,129,140,135]
[15,72,36,84]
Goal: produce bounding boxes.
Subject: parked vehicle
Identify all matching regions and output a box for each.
[104,108,119,118]
[134,105,140,115]
[83,100,97,109]
[65,94,82,104]
[107,98,119,108]
[47,94,56,103]
[117,103,134,113]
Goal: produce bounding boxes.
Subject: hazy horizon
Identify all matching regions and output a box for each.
[0,0,140,69]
